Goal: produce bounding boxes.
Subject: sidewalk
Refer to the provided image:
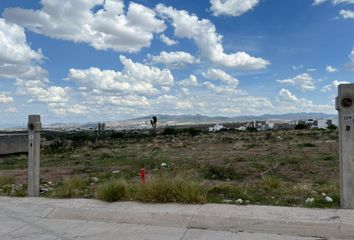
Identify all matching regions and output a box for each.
[1,197,353,239]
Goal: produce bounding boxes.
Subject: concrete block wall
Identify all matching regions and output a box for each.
[0,134,28,155]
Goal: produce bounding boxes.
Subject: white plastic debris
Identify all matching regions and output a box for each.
[321,193,327,197]
[235,199,243,204]
[305,197,314,204]
[325,196,333,203]
[91,177,99,183]
[161,163,167,168]
[112,170,120,174]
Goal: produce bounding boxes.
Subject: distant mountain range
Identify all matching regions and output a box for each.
[129,112,337,123]
[1,112,337,130]
[48,112,337,130]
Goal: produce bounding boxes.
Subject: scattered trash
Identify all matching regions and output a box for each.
[321,193,327,197]
[112,170,120,174]
[91,177,99,183]
[235,199,243,204]
[161,163,167,168]
[325,196,333,203]
[305,197,314,204]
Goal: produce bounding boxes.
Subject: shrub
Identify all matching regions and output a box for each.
[137,176,206,203]
[0,176,15,186]
[163,127,177,135]
[51,176,87,198]
[262,176,282,190]
[295,123,308,130]
[203,165,243,180]
[327,125,337,130]
[96,179,127,202]
[184,127,201,137]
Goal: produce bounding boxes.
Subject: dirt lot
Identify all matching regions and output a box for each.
[0,128,340,207]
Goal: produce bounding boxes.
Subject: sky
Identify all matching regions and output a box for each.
[0,0,354,126]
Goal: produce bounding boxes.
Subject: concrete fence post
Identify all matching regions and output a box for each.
[336,84,354,209]
[27,115,41,197]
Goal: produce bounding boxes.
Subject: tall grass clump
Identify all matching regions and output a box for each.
[137,176,206,203]
[51,176,87,198]
[262,176,282,191]
[96,179,127,202]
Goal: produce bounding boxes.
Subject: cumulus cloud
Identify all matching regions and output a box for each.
[326,65,338,72]
[210,0,260,17]
[67,55,174,95]
[0,18,46,80]
[159,34,178,46]
[150,51,198,68]
[3,0,165,53]
[277,73,316,91]
[202,68,239,86]
[321,80,350,91]
[0,92,13,103]
[156,4,269,70]
[340,9,354,18]
[277,88,333,113]
[15,79,70,104]
[179,75,198,87]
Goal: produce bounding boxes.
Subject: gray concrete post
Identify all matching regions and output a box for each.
[27,115,41,197]
[336,84,354,209]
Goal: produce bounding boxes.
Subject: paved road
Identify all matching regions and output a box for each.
[1,197,353,240]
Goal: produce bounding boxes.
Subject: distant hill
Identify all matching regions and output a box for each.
[128,112,337,123]
[1,112,337,130]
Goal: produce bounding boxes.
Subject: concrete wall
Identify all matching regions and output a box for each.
[0,134,28,155]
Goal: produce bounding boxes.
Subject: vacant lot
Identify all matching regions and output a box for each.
[0,128,339,208]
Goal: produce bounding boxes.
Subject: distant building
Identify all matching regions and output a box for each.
[236,126,247,131]
[209,124,224,132]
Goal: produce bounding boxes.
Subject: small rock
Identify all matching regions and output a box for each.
[321,193,327,197]
[112,170,120,174]
[161,163,167,168]
[48,181,53,185]
[305,197,314,204]
[325,196,333,203]
[235,199,243,204]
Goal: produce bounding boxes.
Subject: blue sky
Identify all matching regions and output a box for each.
[0,0,353,126]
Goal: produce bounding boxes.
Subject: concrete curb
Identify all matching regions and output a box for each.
[1,197,353,239]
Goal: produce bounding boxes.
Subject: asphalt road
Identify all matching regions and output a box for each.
[1,197,353,240]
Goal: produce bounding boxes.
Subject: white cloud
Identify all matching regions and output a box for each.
[48,103,88,116]
[15,79,70,104]
[321,80,350,91]
[68,55,174,95]
[340,9,354,18]
[277,73,316,91]
[156,4,269,70]
[346,46,354,70]
[159,34,178,46]
[314,0,354,5]
[313,0,327,4]
[179,75,198,87]
[202,81,245,94]
[210,0,260,17]
[0,18,46,80]
[3,0,165,53]
[277,88,333,113]
[277,88,301,103]
[326,65,338,72]
[0,92,13,103]
[202,68,239,86]
[150,51,198,68]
